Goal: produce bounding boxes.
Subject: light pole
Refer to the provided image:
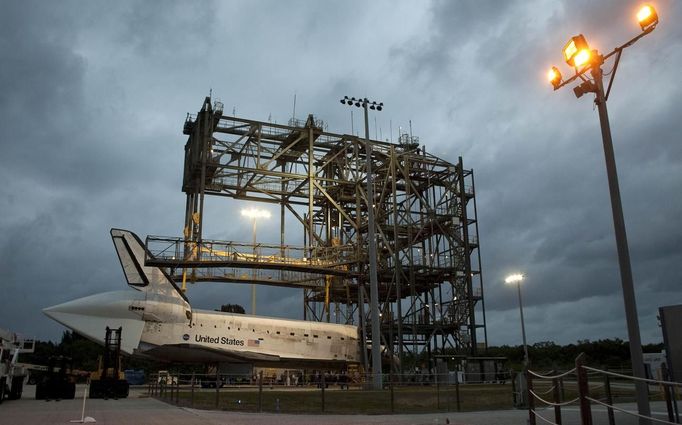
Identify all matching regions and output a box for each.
[505,274,529,367]
[340,95,383,390]
[547,5,659,423]
[241,207,271,315]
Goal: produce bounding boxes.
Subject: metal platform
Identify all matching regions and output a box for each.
[151,96,487,374]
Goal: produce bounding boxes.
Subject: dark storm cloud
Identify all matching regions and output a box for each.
[0,0,192,339]
[1,1,680,346]
[0,1,194,195]
[0,2,87,177]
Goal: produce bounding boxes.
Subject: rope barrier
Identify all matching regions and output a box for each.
[586,396,678,425]
[527,356,680,425]
[528,368,576,379]
[529,389,580,407]
[583,366,682,387]
[555,397,581,407]
[530,409,560,425]
[536,384,557,395]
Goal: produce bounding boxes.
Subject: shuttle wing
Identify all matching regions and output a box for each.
[141,343,281,364]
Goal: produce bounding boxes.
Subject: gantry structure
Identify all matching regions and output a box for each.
[145,96,487,373]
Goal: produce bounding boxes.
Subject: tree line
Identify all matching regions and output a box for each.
[482,339,664,370]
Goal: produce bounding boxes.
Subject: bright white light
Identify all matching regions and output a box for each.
[241,208,271,219]
[505,273,524,284]
[573,49,591,67]
[637,5,653,22]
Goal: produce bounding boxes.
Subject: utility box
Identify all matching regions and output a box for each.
[659,305,682,382]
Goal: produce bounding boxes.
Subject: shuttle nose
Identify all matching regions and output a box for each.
[43,290,147,354]
[44,291,135,318]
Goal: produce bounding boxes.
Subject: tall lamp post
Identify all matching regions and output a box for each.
[340,96,383,390]
[505,274,529,367]
[547,5,659,423]
[241,207,271,315]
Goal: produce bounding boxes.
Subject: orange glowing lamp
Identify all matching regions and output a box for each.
[637,4,658,31]
[548,66,562,89]
[563,35,591,67]
[573,49,591,67]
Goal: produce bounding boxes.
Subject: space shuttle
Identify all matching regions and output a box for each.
[44,229,361,368]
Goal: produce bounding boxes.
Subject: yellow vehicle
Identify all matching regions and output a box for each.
[89,327,129,399]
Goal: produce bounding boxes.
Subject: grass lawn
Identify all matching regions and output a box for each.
[156,383,516,414]
[154,379,680,415]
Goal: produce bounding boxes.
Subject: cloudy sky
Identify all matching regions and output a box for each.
[1,1,681,348]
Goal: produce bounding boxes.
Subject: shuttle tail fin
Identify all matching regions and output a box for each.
[110,228,188,303]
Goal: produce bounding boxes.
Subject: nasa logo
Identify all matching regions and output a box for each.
[182,334,190,341]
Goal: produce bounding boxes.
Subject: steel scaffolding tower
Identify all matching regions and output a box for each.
[145,96,486,373]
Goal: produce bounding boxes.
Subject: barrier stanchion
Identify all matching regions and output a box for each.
[553,375,563,425]
[455,374,461,412]
[69,379,96,423]
[603,370,615,425]
[670,386,680,424]
[191,373,195,408]
[527,368,536,425]
[436,373,441,410]
[258,371,263,413]
[215,369,220,408]
[390,378,394,413]
[660,364,675,424]
[575,353,593,425]
[178,375,182,405]
[321,373,326,413]
[559,376,565,401]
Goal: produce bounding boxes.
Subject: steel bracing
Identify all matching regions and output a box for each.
[145,96,486,373]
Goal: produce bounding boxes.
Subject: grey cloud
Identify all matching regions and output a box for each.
[1,0,680,347]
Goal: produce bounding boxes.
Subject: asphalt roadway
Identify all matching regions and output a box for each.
[0,385,676,425]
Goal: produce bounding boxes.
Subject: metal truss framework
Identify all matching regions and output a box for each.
[146,97,487,373]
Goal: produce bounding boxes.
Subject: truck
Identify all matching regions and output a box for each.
[0,327,35,402]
